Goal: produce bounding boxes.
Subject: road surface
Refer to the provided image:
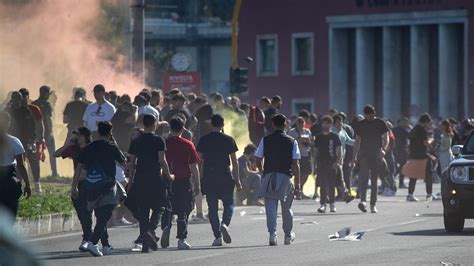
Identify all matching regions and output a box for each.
[29,184,474,265]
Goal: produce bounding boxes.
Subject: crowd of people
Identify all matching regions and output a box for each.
[0,83,473,256]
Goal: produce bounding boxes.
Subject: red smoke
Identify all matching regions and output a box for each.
[0,0,143,101]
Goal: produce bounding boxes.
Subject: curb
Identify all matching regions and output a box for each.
[15,211,81,238]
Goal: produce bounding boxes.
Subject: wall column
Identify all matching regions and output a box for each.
[330,29,349,112]
[356,27,375,113]
[382,26,402,120]
[438,24,460,118]
[410,25,430,114]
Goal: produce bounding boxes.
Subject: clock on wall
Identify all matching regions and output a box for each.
[171,52,192,72]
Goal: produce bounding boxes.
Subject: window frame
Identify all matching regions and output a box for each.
[256,34,279,77]
[291,32,315,76]
[292,98,315,115]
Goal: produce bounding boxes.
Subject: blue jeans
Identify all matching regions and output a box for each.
[206,192,234,239]
[264,189,294,237]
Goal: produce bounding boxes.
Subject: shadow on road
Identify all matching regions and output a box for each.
[390,228,474,236]
[37,248,136,260]
[293,212,363,217]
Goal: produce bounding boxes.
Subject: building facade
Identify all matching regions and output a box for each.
[238,0,474,119]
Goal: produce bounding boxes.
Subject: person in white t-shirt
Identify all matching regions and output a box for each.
[82,84,117,134]
[0,112,31,219]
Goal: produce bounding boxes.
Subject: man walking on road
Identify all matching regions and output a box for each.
[352,105,389,214]
[76,121,126,257]
[127,114,174,253]
[163,118,201,250]
[255,114,300,246]
[197,114,241,247]
[82,84,116,137]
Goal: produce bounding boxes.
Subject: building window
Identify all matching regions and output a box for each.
[292,33,314,76]
[292,98,314,115]
[256,34,278,76]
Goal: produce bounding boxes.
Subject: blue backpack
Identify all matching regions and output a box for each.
[84,162,114,201]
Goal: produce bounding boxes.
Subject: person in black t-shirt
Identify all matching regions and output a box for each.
[33,85,58,177]
[74,121,126,257]
[406,113,436,202]
[197,114,241,247]
[314,116,342,213]
[63,88,89,139]
[352,105,389,214]
[128,114,174,253]
[392,117,411,188]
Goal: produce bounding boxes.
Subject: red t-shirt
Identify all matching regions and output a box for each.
[165,136,200,181]
[28,104,43,121]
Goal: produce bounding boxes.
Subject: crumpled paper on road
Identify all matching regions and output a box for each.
[328,227,365,241]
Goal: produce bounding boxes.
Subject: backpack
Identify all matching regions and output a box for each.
[84,161,115,201]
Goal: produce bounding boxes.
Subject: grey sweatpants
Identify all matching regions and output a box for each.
[264,190,294,237]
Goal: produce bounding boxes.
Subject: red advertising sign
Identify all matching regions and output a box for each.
[162,72,201,94]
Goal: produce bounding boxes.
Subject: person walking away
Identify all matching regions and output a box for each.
[392,117,411,189]
[288,117,313,199]
[127,114,174,253]
[438,119,454,172]
[236,144,262,206]
[264,96,282,134]
[63,88,89,140]
[6,92,41,193]
[33,85,58,176]
[163,118,200,250]
[352,105,390,213]
[75,121,126,257]
[405,113,437,202]
[0,112,31,220]
[315,116,342,213]
[57,127,96,252]
[82,84,116,138]
[331,114,355,202]
[197,114,242,246]
[255,114,300,246]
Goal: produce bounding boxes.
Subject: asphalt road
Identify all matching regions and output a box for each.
[29,184,474,265]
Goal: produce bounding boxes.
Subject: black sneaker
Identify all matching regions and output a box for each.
[358,202,367,213]
[220,224,232,244]
[370,205,378,214]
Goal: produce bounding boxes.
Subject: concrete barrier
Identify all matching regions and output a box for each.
[15,211,82,238]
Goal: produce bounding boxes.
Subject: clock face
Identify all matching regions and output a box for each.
[171,52,192,72]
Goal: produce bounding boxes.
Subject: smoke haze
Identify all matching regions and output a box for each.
[0,0,141,101]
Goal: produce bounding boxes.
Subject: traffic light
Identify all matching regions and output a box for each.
[229,67,248,94]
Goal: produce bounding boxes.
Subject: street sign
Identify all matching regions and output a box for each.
[162,72,201,94]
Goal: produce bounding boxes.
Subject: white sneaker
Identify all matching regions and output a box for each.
[115,217,133,226]
[269,234,277,246]
[220,224,232,244]
[317,204,326,213]
[406,195,419,202]
[212,237,223,247]
[34,182,42,193]
[102,245,112,256]
[284,232,295,245]
[329,203,336,213]
[426,194,441,202]
[178,239,191,250]
[78,240,88,252]
[86,242,103,257]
